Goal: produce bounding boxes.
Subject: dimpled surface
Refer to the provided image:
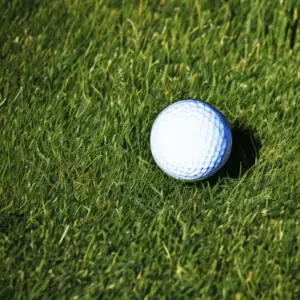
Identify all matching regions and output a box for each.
[150,100,232,181]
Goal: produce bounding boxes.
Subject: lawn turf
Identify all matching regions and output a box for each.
[0,0,300,299]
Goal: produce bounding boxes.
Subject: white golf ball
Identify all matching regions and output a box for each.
[150,99,232,181]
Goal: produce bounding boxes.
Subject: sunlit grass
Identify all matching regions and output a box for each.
[0,0,299,298]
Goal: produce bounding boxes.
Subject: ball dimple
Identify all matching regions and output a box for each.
[150,100,232,181]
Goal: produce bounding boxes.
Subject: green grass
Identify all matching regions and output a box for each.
[1,0,300,298]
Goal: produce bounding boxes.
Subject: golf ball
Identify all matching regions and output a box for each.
[150,99,232,181]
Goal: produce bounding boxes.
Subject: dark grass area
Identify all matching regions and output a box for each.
[0,0,300,299]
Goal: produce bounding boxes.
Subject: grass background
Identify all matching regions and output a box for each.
[0,0,300,298]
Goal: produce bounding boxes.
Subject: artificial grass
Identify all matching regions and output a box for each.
[0,0,300,299]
